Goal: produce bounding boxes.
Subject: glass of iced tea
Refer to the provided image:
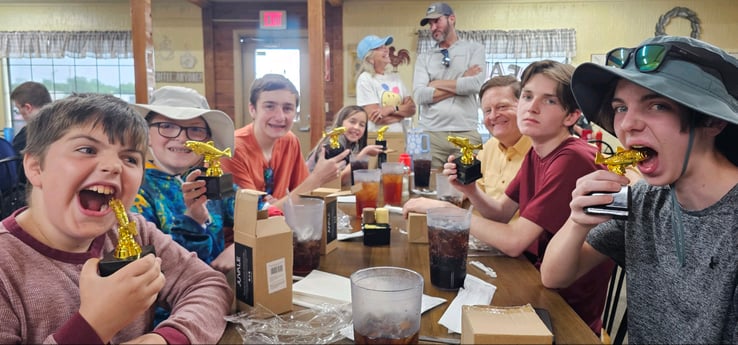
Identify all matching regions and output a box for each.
[426,207,471,290]
[381,162,404,206]
[353,169,381,217]
[351,267,423,345]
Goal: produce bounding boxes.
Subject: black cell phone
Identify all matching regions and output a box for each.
[584,185,631,220]
[534,307,555,345]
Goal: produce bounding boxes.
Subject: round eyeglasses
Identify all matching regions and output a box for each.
[149,122,210,141]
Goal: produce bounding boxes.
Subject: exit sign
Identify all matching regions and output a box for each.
[260,10,286,30]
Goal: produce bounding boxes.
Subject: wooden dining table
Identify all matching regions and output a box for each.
[218,201,600,344]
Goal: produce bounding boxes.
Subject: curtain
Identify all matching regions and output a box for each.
[0,31,132,58]
[417,28,577,60]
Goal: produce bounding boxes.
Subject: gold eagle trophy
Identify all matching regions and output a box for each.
[323,127,350,164]
[185,140,235,200]
[448,136,483,185]
[585,146,647,219]
[98,199,156,277]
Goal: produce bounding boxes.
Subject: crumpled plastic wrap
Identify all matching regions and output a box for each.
[225,303,352,344]
[336,207,352,233]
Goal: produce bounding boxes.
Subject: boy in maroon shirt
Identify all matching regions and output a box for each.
[0,94,232,344]
[405,60,614,335]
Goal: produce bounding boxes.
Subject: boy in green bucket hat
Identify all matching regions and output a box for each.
[541,35,738,343]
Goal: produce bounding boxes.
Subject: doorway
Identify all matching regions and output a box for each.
[239,33,312,156]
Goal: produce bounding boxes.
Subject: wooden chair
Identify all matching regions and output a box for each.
[601,264,628,345]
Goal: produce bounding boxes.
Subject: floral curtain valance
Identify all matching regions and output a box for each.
[0,31,132,58]
[417,28,577,59]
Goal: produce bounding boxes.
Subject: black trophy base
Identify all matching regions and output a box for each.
[584,185,631,220]
[324,144,350,164]
[454,157,482,185]
[98,245,156,277]
[376,140,387,168]
[197,173,235,200]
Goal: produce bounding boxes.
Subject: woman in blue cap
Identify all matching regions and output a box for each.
[541,35,738,343]
[355,34,416,133]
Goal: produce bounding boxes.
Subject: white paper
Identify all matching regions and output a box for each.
[293,270,352,308]
[337,231,364,241]
[337,195,356,203]
[384,205,403,214]
[293,269,447,313]
[438,274,497,334]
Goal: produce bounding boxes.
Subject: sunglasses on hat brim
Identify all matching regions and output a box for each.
[606,43,738,100]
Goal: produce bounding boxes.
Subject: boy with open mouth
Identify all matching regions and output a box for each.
[541,35,738,343]
[0,94,232,344]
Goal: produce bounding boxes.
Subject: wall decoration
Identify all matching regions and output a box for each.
[388,46,411,72]
[155,71,203,83]
[655,7,701,39]
[180,51,197,69]
[180,44,197,69]
[157,35,174,61]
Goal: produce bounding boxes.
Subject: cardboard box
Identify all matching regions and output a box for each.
[233,189,293,315]
[407,212,428,243]
[301,188,352,254]
[461,304,553,344]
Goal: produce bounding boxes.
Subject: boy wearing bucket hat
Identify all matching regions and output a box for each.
[356,34,416,133]
[413,2,485,169]
[131,86,236,274]
[541,36,738,343]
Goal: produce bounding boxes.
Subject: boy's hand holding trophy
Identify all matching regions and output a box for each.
[448,136,483,185]
[185,140,235,200]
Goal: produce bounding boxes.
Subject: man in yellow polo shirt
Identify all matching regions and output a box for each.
[475,76,532,207]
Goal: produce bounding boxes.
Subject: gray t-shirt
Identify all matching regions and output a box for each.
[588,181,738,343]
[412,39,485,132]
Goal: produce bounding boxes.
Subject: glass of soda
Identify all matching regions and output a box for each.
[351,266,423,344]
[426,207,471,290]
[412,152,432,192]
[285,196,324,276]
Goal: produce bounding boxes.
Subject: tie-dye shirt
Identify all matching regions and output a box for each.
[132,162,235,264]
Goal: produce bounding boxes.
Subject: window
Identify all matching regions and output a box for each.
[5,53,135,130]
[477,56,568,142]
